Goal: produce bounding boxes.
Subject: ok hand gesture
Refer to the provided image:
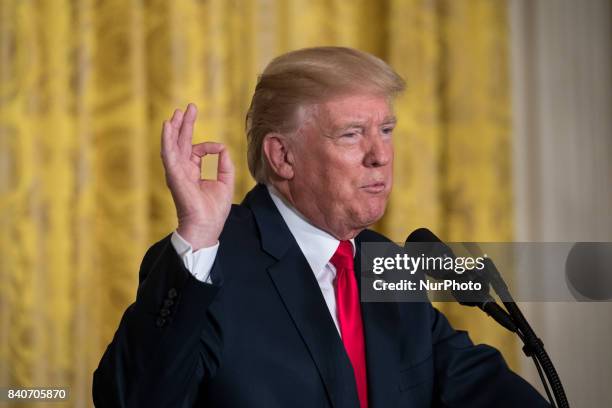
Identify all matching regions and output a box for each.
[161,103,234,250]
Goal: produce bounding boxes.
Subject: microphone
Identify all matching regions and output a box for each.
[565,242,612,301]
[405,228,569,407]
[405,228,517,333]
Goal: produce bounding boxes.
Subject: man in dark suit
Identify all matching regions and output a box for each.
[93,47,549,407]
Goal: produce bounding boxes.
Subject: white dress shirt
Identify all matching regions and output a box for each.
[170,233,219,284]
[170,185,355,335]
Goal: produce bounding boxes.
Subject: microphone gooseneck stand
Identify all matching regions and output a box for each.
[453,275,566,407]
[450,257,569,408]
[482,258,569,408]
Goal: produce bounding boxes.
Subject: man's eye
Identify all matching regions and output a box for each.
[382,127,394,135]
[342,133,357,138]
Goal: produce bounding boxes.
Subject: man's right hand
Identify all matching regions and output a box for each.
[161,103,235,251]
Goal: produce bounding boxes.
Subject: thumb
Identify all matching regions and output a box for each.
[216,146,235,186]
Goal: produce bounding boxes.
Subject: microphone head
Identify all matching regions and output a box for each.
[406,227,440,243]
[565,242,612,301]
[404,228,494,302]
[404,228,454,280]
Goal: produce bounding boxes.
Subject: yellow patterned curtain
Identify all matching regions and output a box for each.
[0,0,512,406]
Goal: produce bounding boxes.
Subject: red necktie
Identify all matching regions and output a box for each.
[330,240,369,408]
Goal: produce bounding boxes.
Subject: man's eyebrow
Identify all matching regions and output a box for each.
[336,121,365,131]
[335,116,397,131]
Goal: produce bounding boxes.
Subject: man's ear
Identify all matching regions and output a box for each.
[262,133,295,180]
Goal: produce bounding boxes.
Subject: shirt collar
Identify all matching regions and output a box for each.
[266,185,355,278]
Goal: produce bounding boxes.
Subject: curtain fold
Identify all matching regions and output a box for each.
[0,1,513,406]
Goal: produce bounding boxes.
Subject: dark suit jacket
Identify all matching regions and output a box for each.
[93,183,549,407]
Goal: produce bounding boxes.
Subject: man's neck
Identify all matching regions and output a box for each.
[266,182,362,240]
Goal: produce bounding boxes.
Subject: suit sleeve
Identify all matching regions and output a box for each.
[92,234,224,407]
[429,305,551,407]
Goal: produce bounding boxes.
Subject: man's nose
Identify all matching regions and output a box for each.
[363,133,391,167]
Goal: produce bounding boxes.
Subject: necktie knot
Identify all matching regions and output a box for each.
[330,240,354,271]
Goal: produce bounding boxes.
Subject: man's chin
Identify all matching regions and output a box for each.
[355,204,387,229]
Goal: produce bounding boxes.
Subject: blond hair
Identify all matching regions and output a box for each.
[246,46,406,183]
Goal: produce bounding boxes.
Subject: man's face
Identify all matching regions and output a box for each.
[288,93,395,239]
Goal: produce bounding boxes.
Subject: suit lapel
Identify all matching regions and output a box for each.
[356,235,402,408]
[244,184,360,408]
[268,248,360,408]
